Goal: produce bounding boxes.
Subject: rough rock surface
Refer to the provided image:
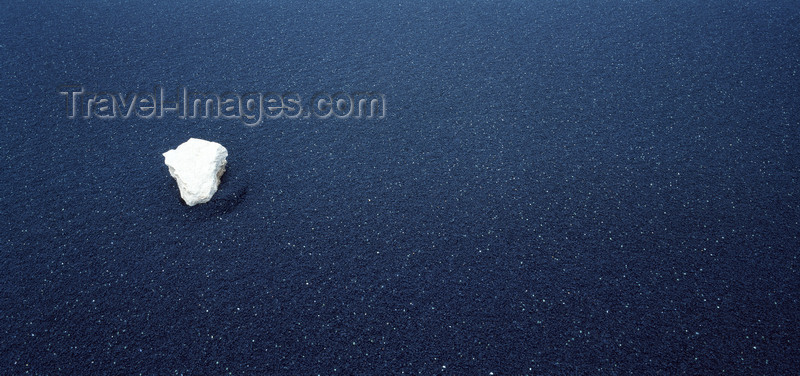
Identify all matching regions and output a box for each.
[163,138,228,206]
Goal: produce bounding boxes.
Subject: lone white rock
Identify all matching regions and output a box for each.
[163,138,228,206]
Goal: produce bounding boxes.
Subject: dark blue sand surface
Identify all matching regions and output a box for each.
[1,0,799,374]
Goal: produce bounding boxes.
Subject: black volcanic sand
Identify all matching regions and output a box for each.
[1,1,798,374]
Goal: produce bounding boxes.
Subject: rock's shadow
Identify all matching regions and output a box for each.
[177,163,250,219]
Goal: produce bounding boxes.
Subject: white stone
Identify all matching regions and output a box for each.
[163,138,228,206]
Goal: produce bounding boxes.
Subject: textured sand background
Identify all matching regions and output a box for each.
[1,0,798,374]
